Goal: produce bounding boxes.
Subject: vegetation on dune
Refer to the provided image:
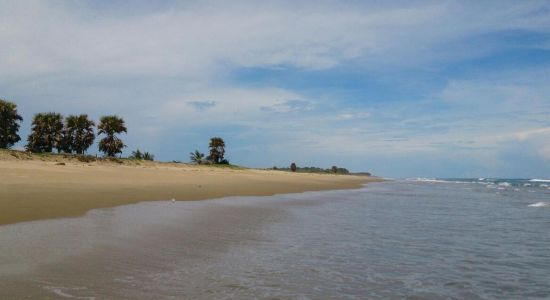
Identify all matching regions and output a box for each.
[1,98,372,175]
[0,98,232,166]
[21,111,126,158]
[190,150,205,164]
[26,112,97,155]
[62,114,95,154]
[98,115,127,157]
[0,99,23,149]
[130,149,155,161]
[275,164,354,175]
[190,137,230,165]
[26,112,64,153]
[208,163,245,169]
[142,152,154,161]
[207,137,227,164]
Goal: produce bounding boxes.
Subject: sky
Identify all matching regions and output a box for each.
[1,0,549,178]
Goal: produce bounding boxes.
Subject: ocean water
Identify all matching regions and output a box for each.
[1,180,550,299]
[410,177,550,189]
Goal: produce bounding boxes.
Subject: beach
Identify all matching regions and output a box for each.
[1,180,549,298]
[0,150,376,226]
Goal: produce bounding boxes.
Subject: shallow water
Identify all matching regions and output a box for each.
[1,181,549,299]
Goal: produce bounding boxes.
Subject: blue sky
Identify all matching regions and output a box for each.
[1,0,549,178]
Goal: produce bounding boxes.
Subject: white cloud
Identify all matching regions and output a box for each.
[335,112,370,120]
[1,0,549,82]
[510,127,550,141]
[261,99,313,113]
[152,87,303,124]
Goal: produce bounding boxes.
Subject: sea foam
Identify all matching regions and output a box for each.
[528,202,549,208]
[529,179,550,183]
[407,178,448,183]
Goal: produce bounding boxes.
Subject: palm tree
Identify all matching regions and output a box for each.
[208,137,225,164]
[63,114,95,154]
[26,112,64,153]
[0,99,23,149]
[98,115,127,157]
[130,149,154,161]
[189,150,205,164]
[130,149,143,160]
[142,151,154,161]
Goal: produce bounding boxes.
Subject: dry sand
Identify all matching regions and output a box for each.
[0,150,379,226]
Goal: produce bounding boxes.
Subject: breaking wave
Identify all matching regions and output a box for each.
[529,179,550,183]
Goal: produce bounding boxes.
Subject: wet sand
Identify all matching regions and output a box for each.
[0,190,369,299]
[0,196,293,298]
[0,151,377,225]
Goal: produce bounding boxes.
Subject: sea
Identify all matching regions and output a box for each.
[1,178,549,299]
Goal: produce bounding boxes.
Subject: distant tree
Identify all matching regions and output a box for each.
[207,137,225,164]
[98,115,127,157]
[331,166,338,173]
[62,114,95,154]
[0,99,23,149]
[26,112,64,153]
[142,151,154,161]
[290,162,297,172]
[189,150,205,164]
[130,149,143,160]
[336,167,350,175]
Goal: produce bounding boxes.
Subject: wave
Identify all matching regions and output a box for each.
[528,202,549,208]
[529,179,550,182]
[407,178,448,183]
[407,178,550,189]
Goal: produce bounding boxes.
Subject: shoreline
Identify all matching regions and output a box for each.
[0,151,381,226]
[0,186,360,297]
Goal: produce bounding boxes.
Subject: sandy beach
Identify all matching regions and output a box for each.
[0,150,377,226]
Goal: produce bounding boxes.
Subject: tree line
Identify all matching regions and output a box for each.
[2,99,360,172]
[1,99,127,157]
[2,99,356,172]
[274,163,351,174]
[1,98,229,164]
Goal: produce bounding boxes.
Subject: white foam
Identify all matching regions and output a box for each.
[498,182,511,187]
[529,179,550,182]
[43,286,95,299]
[407,178,447,183]
[528,202,549,208]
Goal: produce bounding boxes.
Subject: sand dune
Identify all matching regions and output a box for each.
[0,151,378,225]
